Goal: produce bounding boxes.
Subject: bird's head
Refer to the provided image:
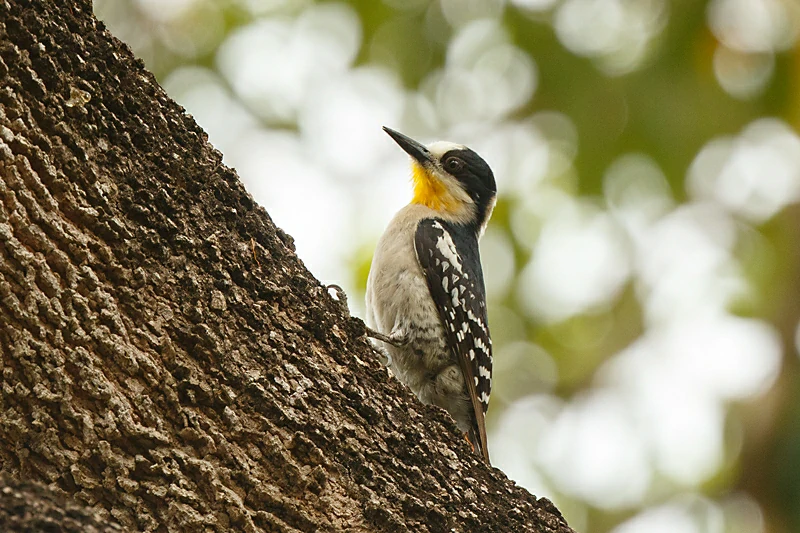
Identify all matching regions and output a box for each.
[384,127,497,233]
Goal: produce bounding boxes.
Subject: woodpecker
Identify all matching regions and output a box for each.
[366,127,496,464]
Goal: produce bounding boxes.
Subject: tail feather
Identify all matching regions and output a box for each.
[467,427,490,465]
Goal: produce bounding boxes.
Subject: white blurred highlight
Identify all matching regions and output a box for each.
[633,203,744,324]
[612,493,762,533]
[490,394,561,497]
[600,316,781,485]
[519,200,630,322]
[511,0,560,11]
[707,0,799,53]
[300,67,405,177]
[425,20,537,124]
[481,227,516,300]
[440,0,506,27]
[217,4,361,122]
[555,0,667,74]
[689,118,800,223]
[538,390,651,509]
[713,47,774,99]
[611,501,707,533]
[707,0,798,97]
[605,153,674,228]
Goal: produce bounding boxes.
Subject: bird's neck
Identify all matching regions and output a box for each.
[411,177,457,212]
[473,195,496,238]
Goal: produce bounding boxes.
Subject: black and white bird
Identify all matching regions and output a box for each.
[366,127,496,464]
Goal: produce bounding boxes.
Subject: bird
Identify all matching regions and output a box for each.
[365,126,496,464]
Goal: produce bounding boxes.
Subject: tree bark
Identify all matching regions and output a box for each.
[0,474,123,531]
[0,1,574,531]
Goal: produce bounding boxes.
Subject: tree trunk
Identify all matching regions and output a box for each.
[0,1,574,531]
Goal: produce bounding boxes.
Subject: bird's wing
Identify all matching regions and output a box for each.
[414,218,492,464]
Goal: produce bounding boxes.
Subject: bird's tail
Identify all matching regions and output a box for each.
[467,427,490,465]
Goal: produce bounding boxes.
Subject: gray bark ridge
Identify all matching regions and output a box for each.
[0,1,575,531]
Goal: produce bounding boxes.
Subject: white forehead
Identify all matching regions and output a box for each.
[426,141,465,159]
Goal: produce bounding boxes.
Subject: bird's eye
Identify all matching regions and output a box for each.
[444,157,464,172]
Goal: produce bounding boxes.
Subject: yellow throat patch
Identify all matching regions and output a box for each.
[411,161,457,212]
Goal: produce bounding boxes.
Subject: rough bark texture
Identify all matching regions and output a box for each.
[0,1,575,531]
[0,474,122,531]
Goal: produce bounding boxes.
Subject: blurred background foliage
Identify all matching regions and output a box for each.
[94,0,800,531]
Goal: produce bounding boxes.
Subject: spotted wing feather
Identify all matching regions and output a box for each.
[414,218,492,464]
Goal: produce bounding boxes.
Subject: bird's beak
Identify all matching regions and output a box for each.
[383,127,433,166]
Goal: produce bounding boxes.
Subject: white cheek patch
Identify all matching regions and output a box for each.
[429,166,472,205]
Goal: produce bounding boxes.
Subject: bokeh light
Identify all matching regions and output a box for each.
[688,119,800,223]
[518,200,631,322]
[554,0,667,74]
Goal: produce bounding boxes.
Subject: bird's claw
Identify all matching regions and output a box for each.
[326,284,350,316]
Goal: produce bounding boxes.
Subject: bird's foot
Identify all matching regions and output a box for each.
[326,284,350,315]
[365,326,409,348]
